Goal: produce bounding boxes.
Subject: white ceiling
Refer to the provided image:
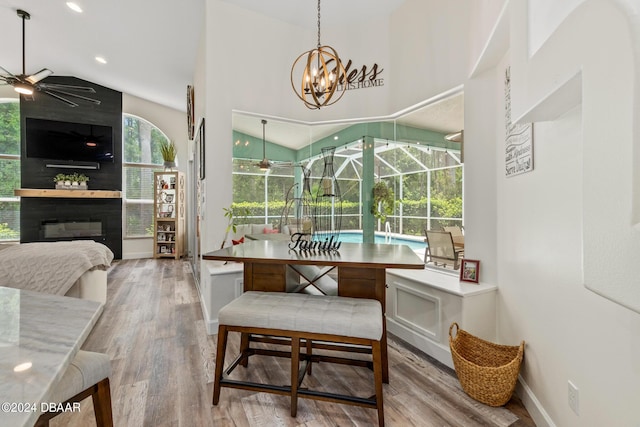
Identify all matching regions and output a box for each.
[219,0,407,29]
[0,0,204,111]
[0,0,463,149]
[0,0,405,112]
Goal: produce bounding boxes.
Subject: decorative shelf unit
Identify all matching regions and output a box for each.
[153,171,185,259]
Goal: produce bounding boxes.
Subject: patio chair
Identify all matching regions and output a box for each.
[424,230,464,269]
[443,225,464,249]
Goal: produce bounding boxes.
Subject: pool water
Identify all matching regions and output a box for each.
[337,231,426,251]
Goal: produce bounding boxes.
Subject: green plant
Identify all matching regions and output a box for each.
[160,140,177,162]
[53,173,68,182]
[221,204,250,248]
[371,181,395,222]
[75,173,89,183]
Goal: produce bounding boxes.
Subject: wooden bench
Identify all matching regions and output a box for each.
[212,291,385,427]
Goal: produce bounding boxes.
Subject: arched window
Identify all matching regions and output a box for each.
[0,98,20,241]
[123,114,170,237]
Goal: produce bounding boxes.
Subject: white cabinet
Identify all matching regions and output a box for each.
[200,261,244,334]
[386,268,497,369]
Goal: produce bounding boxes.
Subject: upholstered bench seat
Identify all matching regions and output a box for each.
[218,291,383,340]
[36,350,113,427]
[213,291,385,427]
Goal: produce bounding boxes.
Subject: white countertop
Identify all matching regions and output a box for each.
[0,287,103,427]
[387,267,497,297]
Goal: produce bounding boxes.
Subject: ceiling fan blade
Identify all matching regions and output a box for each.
[40,88,101,105]
[0,65,18,79]
[38,83,96,93]
[43,90,79,107]
[26,68,52,84]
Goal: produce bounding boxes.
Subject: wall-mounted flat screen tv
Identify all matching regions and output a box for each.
[25,117,115,163]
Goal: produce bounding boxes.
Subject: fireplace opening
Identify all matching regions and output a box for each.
[42,220,103,239]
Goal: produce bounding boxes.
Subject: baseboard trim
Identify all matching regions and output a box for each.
[196,291,218,335]
[516,375,556,427]
[122,251,153,259]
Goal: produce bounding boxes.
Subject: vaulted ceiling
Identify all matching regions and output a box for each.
[0,0,204,110]
[0,0,406,112]
[0,0,462,149]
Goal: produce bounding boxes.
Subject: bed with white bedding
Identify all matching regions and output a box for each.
[0,241,113,303]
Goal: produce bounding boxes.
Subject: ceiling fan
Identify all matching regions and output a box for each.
[0,9,101,107]
[254,119,297,171]
[257,119,272,170]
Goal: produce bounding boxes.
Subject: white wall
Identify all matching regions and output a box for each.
[389,0,471,112]
[0,86,18,99]
[527,0,584,56]
[468,0,640,425]
[122,94,186,259]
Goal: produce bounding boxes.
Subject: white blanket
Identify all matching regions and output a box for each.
[0,241,113,296]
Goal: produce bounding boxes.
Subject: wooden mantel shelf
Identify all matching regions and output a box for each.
[14,189,122,199]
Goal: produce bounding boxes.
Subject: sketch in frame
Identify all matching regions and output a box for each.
[505,66,533,177]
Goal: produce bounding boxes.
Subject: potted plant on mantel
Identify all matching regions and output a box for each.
[54,173,67,189]
[53,173,89,189]
[160,140,177,170]
[75,173,89,189]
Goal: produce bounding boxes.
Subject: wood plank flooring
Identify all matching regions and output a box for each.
[52,259,535,427]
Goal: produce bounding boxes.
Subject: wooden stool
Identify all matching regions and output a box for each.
[212,291,385,427]
[35,350,113,427]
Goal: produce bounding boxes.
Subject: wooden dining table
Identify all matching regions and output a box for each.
[203,240,425,382]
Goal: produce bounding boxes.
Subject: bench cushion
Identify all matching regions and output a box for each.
[219,291,383,340]
[48,350,111,403]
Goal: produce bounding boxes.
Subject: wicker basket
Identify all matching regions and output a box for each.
[449,322,525,406]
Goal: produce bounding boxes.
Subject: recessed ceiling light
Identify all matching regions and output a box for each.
[66,2,83,13]
[95,56,107,64]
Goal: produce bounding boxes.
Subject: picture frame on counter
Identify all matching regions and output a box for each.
[460,259,480,283]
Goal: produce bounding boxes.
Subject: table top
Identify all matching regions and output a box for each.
[244,233,291,241]
[203,240,425,269]
[0,287,103,427]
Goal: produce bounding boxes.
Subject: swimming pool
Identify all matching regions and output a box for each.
[336,231,426,250]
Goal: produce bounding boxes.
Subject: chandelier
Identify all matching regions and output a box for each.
[290,0,346,109]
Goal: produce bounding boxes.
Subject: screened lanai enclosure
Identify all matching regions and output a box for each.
[231,130,463,240]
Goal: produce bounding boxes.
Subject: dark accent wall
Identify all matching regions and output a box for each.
[20,76,123,258]
[20,198,122,258]
[20,76,122,190]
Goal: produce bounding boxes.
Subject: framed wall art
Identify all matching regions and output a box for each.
[197,118,205,180]
[460,259,480,283]
[504,67,533,177]
[187,85,195,140]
